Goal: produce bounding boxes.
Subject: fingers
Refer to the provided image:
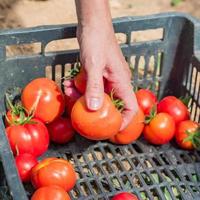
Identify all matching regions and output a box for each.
[106,63,138,130]
[116,82,138,130]
[63,80,81,100]
[85,67,104,111]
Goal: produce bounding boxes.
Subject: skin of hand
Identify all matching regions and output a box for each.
[64,0,138,130]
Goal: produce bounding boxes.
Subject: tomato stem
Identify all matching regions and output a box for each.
[63,59,81,80]
[145,105,157,124]
[110,89,124,112]
[184,127,200,150]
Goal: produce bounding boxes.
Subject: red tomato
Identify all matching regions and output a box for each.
[21,78,65,123]
[135,89,157,115]
[112,192,138,200]
[31,158,76,191]
[175,120,199,150]
[143,113,175,145]
[110,108,144,144]
[6,118,49,157]
[74,67,86,94]
[157,96,189,124]
[31,186,71,200]
[65,95,77,116]
[15,153,38,182]
[47,117,75,144]
[71,94,122,140]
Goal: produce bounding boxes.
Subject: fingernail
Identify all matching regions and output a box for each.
[88,98,101,110]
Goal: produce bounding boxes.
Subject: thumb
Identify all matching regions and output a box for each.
[85,68,104,111]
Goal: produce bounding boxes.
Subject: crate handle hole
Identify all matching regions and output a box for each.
[45,38,79,53]
[6,42,41,58]
[131,28,164,43]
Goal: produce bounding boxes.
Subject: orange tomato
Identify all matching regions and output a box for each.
[71,94,122,140]
[31,158,76,192]
[31,185,71,200]
[143,113,175,145]
[175,120,199,150]
[110,108,145,144]
[21,78,65,123]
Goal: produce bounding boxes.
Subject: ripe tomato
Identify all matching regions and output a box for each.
[135,89,157,115]
[6,118,49,157]
[71,94,122,140]
[110,108,144,144]
[74,67,86,94]
[21,78,65,123]
[143,113,175,145]
[157,96,189,124]
[31,186,71,200]
[65,95,77,116]
[47,117,75,144]
[31,158,76,191]
[15,153,38,182]
[112,192,138,200]
[175,120,199,150]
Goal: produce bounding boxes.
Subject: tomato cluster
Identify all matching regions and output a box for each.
[4,78,76,199]
[3,65,199,200]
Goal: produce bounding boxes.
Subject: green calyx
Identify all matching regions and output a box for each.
[184,127,200,150]
[110,89,124,112]
[5,93,34,126]
[145,106,157,124]
[64,60,81,80]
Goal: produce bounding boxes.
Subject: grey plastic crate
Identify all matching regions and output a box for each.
[0,12,200,200]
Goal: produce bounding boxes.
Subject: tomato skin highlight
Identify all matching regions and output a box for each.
[6,118,49,157]
[112,192,138,200]
[71,94,122,140]
[110,108,144,144]
[21,78,65,123]
[143,113,175,145]
[157,96,189,124]
[15,153,38,182]
[135,89,157,115]
[175,120,199,150]
[31,158,76,192]
[31,185,71,200]
[47,117,75,144]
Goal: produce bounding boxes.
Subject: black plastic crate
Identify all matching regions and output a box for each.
[0,12,200,200]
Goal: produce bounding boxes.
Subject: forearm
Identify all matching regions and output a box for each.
[75,0,112,28]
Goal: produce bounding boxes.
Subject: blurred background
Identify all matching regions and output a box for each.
[1,0,200,55]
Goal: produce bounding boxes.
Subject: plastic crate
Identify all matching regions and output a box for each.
[0,12,200,200]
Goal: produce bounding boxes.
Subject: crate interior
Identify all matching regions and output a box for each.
[0,14,199,200]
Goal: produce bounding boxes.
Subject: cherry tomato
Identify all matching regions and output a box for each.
[143,113,175,145]
[15,153,38,182]
[135,89,157,115]
[110,108,144,144]
[21,78,65,123]
[47,117,75,144]
[6,118,49,157]
[71,94,122,140]
[31,158,76,191]
[157,96,189,124]
[31,185,71,200]
[112,192,138,200]
[175,120,199,150]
